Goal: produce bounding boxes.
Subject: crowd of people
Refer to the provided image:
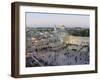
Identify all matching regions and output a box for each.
[26,43,89,67]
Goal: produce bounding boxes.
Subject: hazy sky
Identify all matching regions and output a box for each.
[26,12,90,28]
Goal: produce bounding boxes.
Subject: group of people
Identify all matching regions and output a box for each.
[26,43,89,67]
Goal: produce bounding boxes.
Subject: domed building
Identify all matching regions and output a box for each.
[54,25,69,44]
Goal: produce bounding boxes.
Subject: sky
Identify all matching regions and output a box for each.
[26,12,90,28]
